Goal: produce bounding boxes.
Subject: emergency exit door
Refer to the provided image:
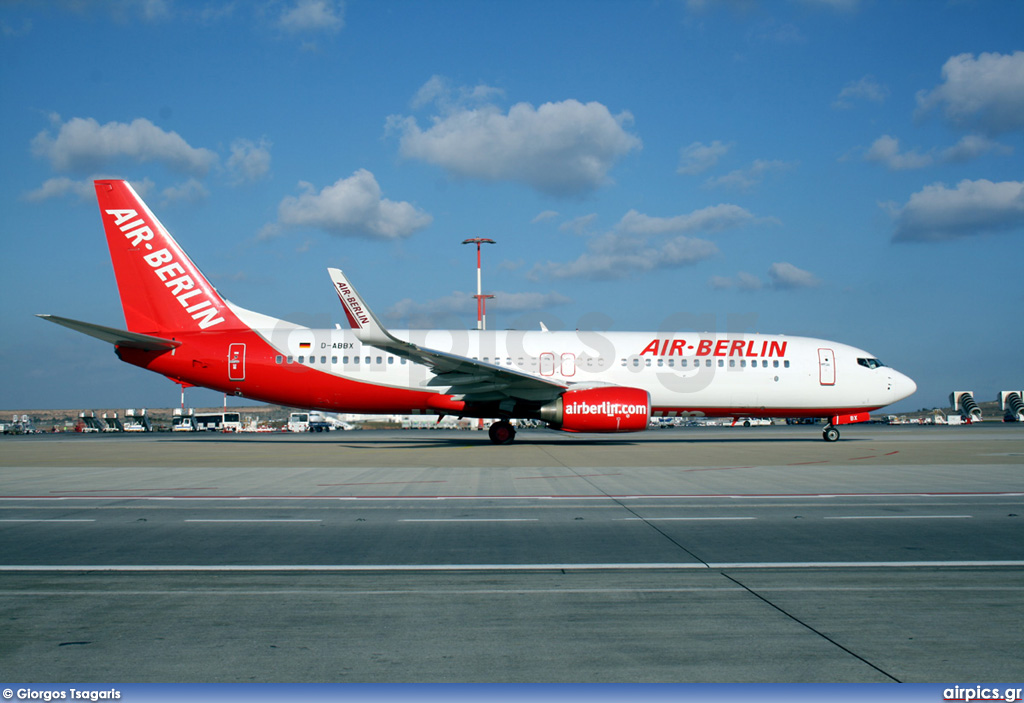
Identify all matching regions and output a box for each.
[228,343,246,381]
[818,348,835,386]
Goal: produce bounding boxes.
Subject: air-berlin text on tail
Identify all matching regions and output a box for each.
[640,338,788,358]
[564,401,648,417]
[105,208,225,329]
[334,281,369,327]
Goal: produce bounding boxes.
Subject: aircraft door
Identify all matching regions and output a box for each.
[560,353,576,377]
[539,352,555,376]
[228,343,246,381]
[818,348,835,386]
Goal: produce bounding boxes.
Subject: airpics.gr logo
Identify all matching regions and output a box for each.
[564,401,648,417]
[943,686,1023,702]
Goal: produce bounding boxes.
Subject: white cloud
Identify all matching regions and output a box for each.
[704,158,794,190]
[711,265,819,291]
[864,135,933,170]
[916,51,1024,135]
[888,179,1024,242]
[530,203,777,281]
[833,75,888,109]
[709,272,764,290]
[864,134,1012,170]
[767,262,820,289]
[389,84,641,196]
[940,134,1013,162]
[617,204,775,234]
[531,210,559,224]
[271,169,432,240]
[97,0,173,23]
[135,0,172,21]
[24,176,155,202]
[161,178,209,205]
[530,233,718,281]
[277,0,344,34]
[559,214,598,235]
[31,116,217,175]
[677,140,732,175]
[410,75,504,112]
[23,177,94,202]
[795,0,860,9]
[227,137,272,183]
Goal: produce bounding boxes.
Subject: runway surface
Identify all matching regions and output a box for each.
[1,424,1022,682]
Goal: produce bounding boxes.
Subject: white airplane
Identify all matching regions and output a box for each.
[40,180,917,444]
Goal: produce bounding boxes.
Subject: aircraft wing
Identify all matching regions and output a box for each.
[328,268,567,403]
[37,314,181,352]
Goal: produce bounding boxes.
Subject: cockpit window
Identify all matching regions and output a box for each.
[857,358,885,370]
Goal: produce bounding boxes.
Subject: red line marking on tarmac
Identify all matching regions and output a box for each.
[49,488,218,493]
[681,467,755,472]
[317,481,448,486]
[849,455,877,460]
[885,451,900,456]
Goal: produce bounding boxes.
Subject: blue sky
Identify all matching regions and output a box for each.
[1,0,1022,413]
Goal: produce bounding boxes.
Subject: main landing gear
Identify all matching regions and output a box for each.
[822,424,840,442]
[488,420,516,445]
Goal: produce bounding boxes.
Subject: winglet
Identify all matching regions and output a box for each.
[327,268,397,347]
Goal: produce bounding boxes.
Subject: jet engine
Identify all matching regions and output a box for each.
[539,386,651,433]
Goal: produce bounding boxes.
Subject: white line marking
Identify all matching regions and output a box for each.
[617,517,756,521]
[824,515,973,520]
[0,519,96,523]
[183,519,322,523]
[1,492,1021,502]
[399,519,539,523]
[1,561,1022,572]
[4,586,1024,597]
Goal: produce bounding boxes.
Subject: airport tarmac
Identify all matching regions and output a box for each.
[1,424,1022,682]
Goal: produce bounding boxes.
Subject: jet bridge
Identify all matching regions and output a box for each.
[1000,391,1024,422]
[950,391,982,422]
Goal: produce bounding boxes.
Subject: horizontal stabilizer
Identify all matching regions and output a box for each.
[37,314,180,351]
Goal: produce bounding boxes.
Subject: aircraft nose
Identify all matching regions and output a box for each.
[891,371,917,401]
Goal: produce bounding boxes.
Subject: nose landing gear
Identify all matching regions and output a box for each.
[822,424,840,442]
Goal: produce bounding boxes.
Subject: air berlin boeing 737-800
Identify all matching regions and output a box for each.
[39,180,916,443]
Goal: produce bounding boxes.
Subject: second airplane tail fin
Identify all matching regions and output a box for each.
[95,180,242,335]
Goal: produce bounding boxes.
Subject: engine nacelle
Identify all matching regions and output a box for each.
[539,386,651,433]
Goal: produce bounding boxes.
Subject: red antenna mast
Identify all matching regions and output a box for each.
[461,238,495,330]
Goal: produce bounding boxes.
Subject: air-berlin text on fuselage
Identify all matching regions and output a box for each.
[105,208,225,329]
[565,401,648,417]
[639,338,788,358]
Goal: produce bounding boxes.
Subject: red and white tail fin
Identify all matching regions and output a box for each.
[95,180,242,335]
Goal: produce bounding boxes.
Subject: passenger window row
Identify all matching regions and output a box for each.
[274,355,409,366]
[621,358,790,369]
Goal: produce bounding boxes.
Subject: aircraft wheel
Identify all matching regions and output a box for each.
[488,420,516,445]
[823,425,840,442]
